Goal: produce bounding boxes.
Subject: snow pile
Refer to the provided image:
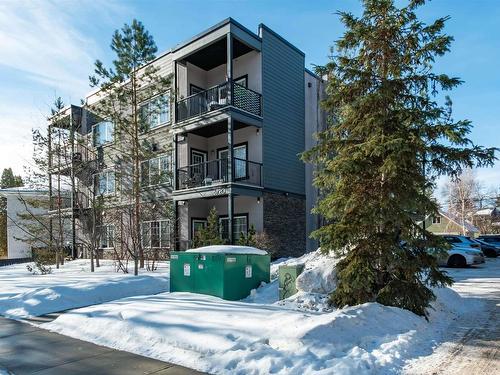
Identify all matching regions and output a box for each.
[39,251,488,375]
[186,245,268,255]
[246,249,337,312]
[43,287,471,375]
[0,260,168,318]
[295,250,337,294]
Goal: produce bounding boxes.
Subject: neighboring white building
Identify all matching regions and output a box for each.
[0,188,48,259]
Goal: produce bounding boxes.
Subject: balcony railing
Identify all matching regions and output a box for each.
[177,157,262,190]
[50,143,96,171]
[176,81,262,122]
[49,192,91,213]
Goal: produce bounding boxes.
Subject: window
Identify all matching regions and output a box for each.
[234,75,248,88]
[99,224,115,249]
[141,220,170,248]
[190,84,204,95]
[96,169,115,195]
[191,219,207,240]
[444,236,461,244]
[141,154,172,187]
[140,93,170,130]
[93,121,114,146]
[219,215,248,241]
[432,215,441,224]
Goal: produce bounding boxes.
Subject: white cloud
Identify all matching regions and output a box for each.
[0,1,94,94]
[0,0,131,176]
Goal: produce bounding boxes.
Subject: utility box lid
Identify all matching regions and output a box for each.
[185,245,268,255]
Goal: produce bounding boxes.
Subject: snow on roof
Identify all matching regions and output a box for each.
[474,207,497,216]
[185,245,268,255]
[0,187,48,196]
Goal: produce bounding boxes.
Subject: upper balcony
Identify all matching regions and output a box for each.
[173,26,262,128]
[176,81,262,122]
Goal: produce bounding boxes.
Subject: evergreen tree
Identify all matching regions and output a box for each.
[304,0,497,317]
[89,19,172,275]
[1,168,23,189]
[193,207,225,247]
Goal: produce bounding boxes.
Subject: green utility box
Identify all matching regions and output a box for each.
[170,250,271,300]
[279,264,304,300]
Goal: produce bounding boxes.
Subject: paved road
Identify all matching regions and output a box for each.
[405,259,500,375]
[0,317,204,375]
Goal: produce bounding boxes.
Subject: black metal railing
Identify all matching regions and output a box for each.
[177,157,262,190]
[176,81,262,122]
[49,192,91,213]
[50,143,96,171]
[233,82,262,116]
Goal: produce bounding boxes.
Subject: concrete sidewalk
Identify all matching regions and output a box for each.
[0,317,204,375]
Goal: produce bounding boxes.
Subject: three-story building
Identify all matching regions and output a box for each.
[48,18,325,259]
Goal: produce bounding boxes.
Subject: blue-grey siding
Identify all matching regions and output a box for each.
[260,25,305,195]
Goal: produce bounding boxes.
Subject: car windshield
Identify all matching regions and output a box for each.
[464,237,476,243]
[444,237,461,244]
[480,237,500,243]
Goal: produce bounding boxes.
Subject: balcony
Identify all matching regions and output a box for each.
[177,158,262,190]
[176,81,262,122]
[49,143,96,174]
[49,192,91,214]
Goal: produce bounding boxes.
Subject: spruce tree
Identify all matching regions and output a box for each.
[304,0,497,317]
[193,207,225,247]
[1,168,23,189]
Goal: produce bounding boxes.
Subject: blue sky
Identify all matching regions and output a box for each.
[0,0,498,194]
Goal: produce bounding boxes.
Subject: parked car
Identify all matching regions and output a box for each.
[434,246,485,267]
[477,235,500,249]
[471,238,499,257]
[441,235,481,250]
[432,235,486,267]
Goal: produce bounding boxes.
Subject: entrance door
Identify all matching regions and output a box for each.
[190,150,207,184]
[218,144,247,182]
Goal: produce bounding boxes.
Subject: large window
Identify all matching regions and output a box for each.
[141,220,171,248]
[141,154,172,187]
[93,121,114,146]
[96,169,115,195]
[99,224,115,249]
[219,215,248,242]
[140,94,170,130]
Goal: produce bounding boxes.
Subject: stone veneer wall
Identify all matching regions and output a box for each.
[263,191,306,258]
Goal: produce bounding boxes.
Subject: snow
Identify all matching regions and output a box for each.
[40,249,489,375]
[185,245,268,255]
[0,259,168,318]
[403,258,499,374]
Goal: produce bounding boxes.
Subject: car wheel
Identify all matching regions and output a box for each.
[447,254,467,268]
[483,249,498,258]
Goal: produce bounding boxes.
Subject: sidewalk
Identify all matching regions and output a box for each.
[404,259,500,374]
[0,317,204,375]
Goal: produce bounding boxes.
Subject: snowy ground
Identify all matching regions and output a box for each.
[0,259,169,318]
[403,258,500,374]
[39,251,493,375]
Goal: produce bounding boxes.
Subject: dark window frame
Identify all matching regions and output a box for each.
[191,217,208,241]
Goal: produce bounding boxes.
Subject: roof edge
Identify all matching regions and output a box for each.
[258,23,305,57]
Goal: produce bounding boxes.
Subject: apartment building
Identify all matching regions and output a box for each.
[48,18,325,259]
